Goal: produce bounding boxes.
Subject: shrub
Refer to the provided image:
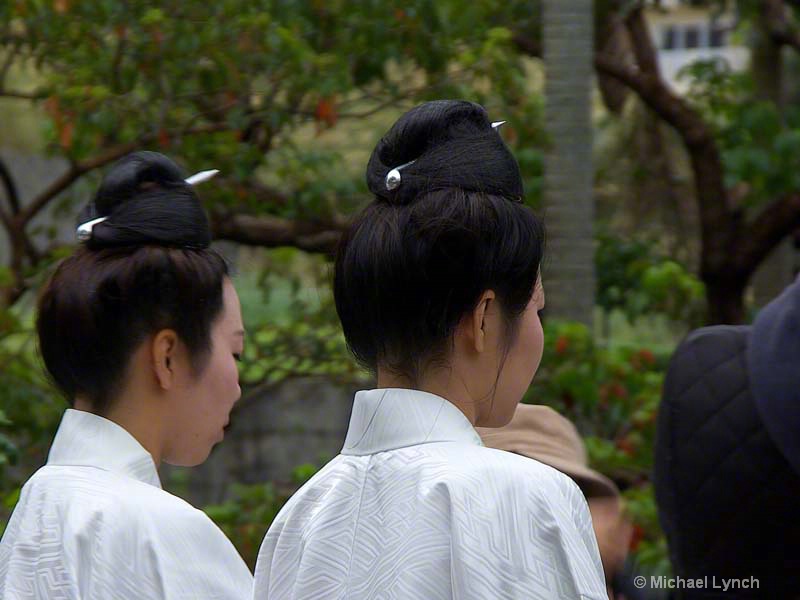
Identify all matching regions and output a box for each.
[527,320,669,573]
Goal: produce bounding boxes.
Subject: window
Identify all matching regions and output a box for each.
[663,26,677,50]
[685,26,701,49]
[660,21,732,51]
[709,24,727,48]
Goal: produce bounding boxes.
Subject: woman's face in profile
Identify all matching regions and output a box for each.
[164,278,244,466]
[489,281,545,426]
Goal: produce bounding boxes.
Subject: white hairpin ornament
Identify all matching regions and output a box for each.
[384,122,505,192]
[76,216,109,242]
[76,168,220,242]
[185,169,220,185]
[385,160,416,191]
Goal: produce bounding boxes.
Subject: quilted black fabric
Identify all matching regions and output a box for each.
[654,325,800,599]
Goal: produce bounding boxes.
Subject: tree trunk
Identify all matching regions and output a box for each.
[705,277,747,325]
[542,0,596,328]
[750,8,795,307]
[575,5,800,326]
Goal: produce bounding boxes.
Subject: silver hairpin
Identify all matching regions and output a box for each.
[185,169,220,185]
[76,216,108,242]
[75,169,219,243]
[385,160,416,191]
[492,120,507,130]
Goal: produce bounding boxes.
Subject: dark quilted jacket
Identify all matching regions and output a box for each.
[654,325,800,599]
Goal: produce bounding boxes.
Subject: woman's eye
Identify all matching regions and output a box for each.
[233,353,242,362]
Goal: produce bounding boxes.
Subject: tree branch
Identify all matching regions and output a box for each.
[211,212,347,254]
[110,29,127,94]
[594,9,695,141]
[511,31,541,58]
[17,142,141,226]
[595,17,633,114]
[1,284,25,309]
[737,192,800,275]
[624,6,659,75]
[0,89,48,101]
[216,178,290,209]
[0,161,40,307]
[763,0,800,53]
[0,156,19,215]
[18,122,230,226]
[0,45,17,90]
[596,7,733,275]
[0,203,10,231]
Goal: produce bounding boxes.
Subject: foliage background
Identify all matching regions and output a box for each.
[4,0,800,581]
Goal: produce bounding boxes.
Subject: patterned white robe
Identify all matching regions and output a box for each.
[254,388,606,599]
[0,409,253,599]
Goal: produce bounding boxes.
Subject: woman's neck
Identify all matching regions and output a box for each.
[73,393,164,466]
[377,366,479,425]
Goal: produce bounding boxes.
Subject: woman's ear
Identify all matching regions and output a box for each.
[468,290,496,353]
[152,329,178,390]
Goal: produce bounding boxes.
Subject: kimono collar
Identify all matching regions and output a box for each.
[47,409,162,488]
[341,388,483,456]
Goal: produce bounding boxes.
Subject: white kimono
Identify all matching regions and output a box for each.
[0,409,253,599]
[254,388,607,599]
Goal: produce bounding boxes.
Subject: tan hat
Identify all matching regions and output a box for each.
[477,404,619,499]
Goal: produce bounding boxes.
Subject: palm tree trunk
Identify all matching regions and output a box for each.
[542,0,596,328]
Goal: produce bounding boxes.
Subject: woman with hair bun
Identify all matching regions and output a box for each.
[253,101,606,599]
[0,152,253,599]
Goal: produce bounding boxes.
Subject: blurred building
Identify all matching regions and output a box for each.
[646,0,749,90]
[646,2,800,302]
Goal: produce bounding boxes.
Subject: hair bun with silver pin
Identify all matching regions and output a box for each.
[366,100,522,206]
[382,121,506,194]
[76,165,219,244]
[75,168,218,242]
[74,151,216,248]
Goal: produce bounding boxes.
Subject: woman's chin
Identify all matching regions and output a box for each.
[163,445,214,468]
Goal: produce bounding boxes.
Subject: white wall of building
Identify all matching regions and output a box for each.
[646,4,749,91]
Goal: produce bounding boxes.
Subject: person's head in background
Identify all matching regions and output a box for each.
[334,100,546,427]
[479,404,633,599]
[37,151,244,467]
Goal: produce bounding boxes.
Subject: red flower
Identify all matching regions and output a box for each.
[629,524,645,552]
[638,349,656,366]
[611,382,628,400]
[314,97,338,129]
[631,348,656,371]
[616,436,636,456]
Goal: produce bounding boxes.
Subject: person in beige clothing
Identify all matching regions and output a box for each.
[478,404,636,600]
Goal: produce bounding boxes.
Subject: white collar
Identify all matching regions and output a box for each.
[341,388,483,456]
[47,409,161,488]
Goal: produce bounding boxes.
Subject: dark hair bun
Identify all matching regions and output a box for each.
[366,100,523,205]
[77,151,211,249]
[337,99,543,379]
